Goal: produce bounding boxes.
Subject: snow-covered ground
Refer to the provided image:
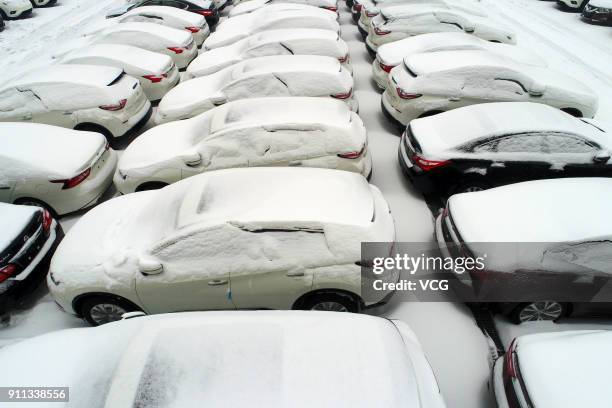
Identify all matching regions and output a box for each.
[2,1,612,407]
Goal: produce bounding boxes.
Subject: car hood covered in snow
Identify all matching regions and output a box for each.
[0,311,445,408]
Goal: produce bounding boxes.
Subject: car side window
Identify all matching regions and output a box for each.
[471,139,498,153]
[494,134,548,153]
[544,134,597,154]
[0,88,46,119]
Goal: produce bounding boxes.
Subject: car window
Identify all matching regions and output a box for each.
[544,134,597,154]
[472,139,498,153]
[0,88,46,118]
[494,134,548,153]
[543,240,612,275]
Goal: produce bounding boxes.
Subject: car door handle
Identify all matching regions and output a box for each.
[286,271,305,277]
[0,186,10,190]
[208,279,228,286]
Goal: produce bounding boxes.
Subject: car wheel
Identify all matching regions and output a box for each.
[510,301,567,324]
[74,123,114,143]
[451,180,490,195]
[79,296,141,326]
[13,197,56,217]
[300,293,360,313]
[135,182,169,192]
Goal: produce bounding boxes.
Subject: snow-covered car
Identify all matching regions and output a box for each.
[116,97,371,194]
[156,55,356,123]
[382,50,598,126]
[106,0,219,27]
[365,6,516,54]
[358,0,481,38]
[493,331,611,408]
[399,102,612,195]
[115,5,210,47]
[0,203,62,313]
[558,0,590,10]
[30,0,57,7]
[88,22,198,70]
[0,0,32,19]
[0,65,152,139]
[0,123,118,215]
[372,32,546,90]
[60,44,180,102]
[0,312,446,408]
[187,28,351,77]
[49,167,396,325]
[205,8,339,49]
[582,0,612,24]
[436,178,612,323]
[230,0,339,17]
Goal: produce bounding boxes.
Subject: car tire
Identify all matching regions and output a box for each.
[74,123,114,143]
[79,295,141,326]
[135,182,169,192]
[510,301,568,324]
[299,292,360,313]
[450,179,490,195]
[13,197,56,217]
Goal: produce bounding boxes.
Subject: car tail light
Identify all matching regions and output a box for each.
[353,4,362,12]
[50,168,91,190]
[167,46,185,54]
[332,88,352,100]
[0,264,18,283]
[504,339,517,378]
[99,99,127,111]
[379,61,394,73]
[42,209,52,231]
[195,9,213,16]
[185,26,200,33]
[374,26,391,35]
[338,54,349,63]
[323,6,337,11]
[142,74,166,83]
[396,88,422,100]
[338,144,365,159]
[411,154,449,171]
[365,10,378,17]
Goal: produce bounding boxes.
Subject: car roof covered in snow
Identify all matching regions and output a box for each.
[99,22,191,44]
[0,312,432,408]
[411,102,612,153]
[448,178,612,242]
[4,64,123,90]
[516,330,612,408]
[381,4,484,19]
[0,203,39,252]
[177,167,375,229]
[249,27,339,44]
[234,55,342,78]
[405,49,524,76]
[122,5,205,25]
[61,44,172,73]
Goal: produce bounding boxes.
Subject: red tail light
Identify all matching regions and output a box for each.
[195,9,213,16]
[374,26,391,35]
[332,88,352,100]
[396,88,422,100]
[365,10,378,17]
[0,264,18,283]
[142,74,166,83]
[185,26,200,33]
[99,99,127,111]
[504,339,517,378]
[338,54,349,63]
[353,4,362,12]
[411,154,449,171]
[51,168,91,190]
[42,209,52,231]
[338,144,366,159]
[323,6,337,11]
[167,46,184,54]
[379,61,394,73]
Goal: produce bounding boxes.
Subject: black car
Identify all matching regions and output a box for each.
[582,1,612,24]
[398,102,612,196]
[0,204,63,315]
[106,0,219,27]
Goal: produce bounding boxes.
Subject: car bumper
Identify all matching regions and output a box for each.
[365,36,378,58]
[372,61,388,90]
[397,138,437,194]
[582,9,612,24]
[112,100,153,138]
[381,92,407,128]
[142,68,181,102]
[193,25,210,47]
[3,1,32,18]
[0,221,63,312]
[492,358,510,408]
[174,44,199,70]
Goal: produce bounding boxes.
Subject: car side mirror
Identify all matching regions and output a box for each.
[181,152,202,167]
[138,258,163,276]
[210,94,228,106]
[593,150,611,164]
[464,25,475,33]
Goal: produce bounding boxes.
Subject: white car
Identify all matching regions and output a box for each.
[0,123,118,215]
[49,167,396,325]
[366,6,516,53]
[230,0,339,16]
[116,97,371,194]
[156,55,356,123]
[115,5,210,47]
[558,0,590,10]
[0,312,447,408]
[372,32,546,89]
[60,44,180,102]
[382,50,598,126]
[187,28,351,78]
[0,0,32,19]
[205,8,339,49]
[493,331,611,408]
[0,65,152,139]
[88,22,198,70]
